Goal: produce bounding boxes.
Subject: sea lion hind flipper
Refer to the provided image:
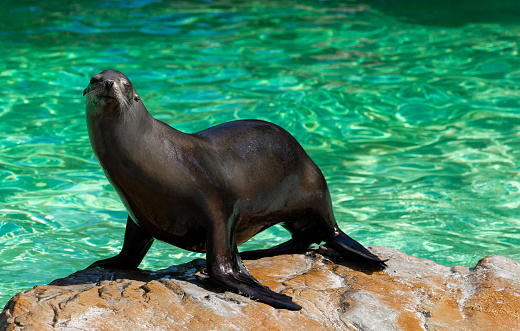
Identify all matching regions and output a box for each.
[240,238,311,260]
[88,216,154,269]
[325,229,387,270]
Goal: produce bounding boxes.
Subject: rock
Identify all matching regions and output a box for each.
[2,246,520,331]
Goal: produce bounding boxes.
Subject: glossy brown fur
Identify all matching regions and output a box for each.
[84,70,385,310]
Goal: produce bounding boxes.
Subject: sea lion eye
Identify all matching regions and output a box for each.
[122,81,129,90]
[90,76,100,85]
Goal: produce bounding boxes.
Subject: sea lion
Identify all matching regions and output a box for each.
[83,69,386,311]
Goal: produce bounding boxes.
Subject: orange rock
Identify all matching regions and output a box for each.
[2,247,520,331]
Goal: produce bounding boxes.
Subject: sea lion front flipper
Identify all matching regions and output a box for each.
[88,216,154,269]
[325,226,387,269]
[240,238,311,260]
[205,209,302,310]
[208,246,302,310]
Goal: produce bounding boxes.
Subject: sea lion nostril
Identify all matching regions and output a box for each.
[106,80,114,89]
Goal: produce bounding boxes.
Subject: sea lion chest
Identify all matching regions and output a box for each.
[90,118,211,250]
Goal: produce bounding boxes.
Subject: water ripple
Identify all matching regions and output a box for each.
[3,0,520,306]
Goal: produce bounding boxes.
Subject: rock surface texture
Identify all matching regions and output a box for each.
[2,246,520,331]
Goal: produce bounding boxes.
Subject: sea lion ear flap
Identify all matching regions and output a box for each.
[83,88,88,96]
[134,94,140,102]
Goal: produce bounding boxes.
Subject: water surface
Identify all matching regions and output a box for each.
[2,0,520,306]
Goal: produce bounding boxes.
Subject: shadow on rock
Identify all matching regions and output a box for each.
[311,246,387,274]
[48,258,229,294]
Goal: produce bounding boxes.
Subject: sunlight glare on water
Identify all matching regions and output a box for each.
[2,0,520,305]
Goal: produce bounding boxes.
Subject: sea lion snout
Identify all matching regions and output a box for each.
[85,72,124,100]
[85,70,127,95]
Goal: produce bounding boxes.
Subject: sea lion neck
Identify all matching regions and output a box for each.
[87,102,155,160]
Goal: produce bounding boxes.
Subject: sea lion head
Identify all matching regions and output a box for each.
[84,69,140,118]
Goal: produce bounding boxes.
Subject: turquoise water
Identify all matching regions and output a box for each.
[2,0,520,306]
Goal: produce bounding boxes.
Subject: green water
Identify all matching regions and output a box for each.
[2,0,520,306]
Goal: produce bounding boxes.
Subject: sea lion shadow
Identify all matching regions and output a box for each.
[49,259,229,295]
[309,246,387,275]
